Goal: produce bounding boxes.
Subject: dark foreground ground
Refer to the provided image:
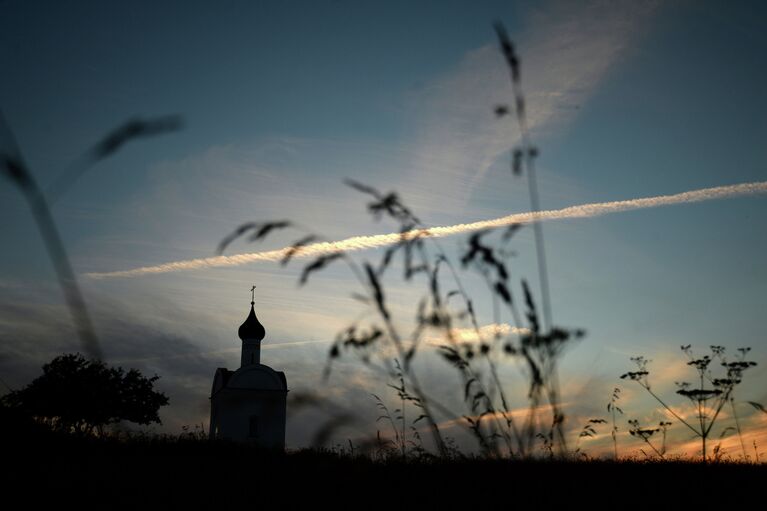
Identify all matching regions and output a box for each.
[2,415,764,507]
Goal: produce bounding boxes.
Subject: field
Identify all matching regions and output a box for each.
[3,424,764,505]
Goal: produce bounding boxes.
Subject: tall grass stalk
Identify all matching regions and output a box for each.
[0,111,182,361]
[494,22,569,454]
[607,387,623,460]
[218,23,584,459]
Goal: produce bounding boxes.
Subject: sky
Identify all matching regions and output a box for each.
[1,0,766,458]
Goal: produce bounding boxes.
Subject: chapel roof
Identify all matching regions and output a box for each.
[238,301,266,341]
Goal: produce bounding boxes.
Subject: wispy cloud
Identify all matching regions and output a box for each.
[86,180,767,279]
[425,323,530,346]
[78,2,664,280]
[401,0,660,213]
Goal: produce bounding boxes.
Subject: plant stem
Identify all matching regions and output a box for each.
[730,397,748,461]
[642,436,664,459]
[642,384,700,436]
[611,402,618,461]
[2,124,102,360]
[24,177,103,360]
[700,371,707,461]
[525,159,552,333]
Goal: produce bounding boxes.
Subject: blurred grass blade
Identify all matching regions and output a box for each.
[92,115,183,160]
[45,115,183,204]
[300,252,343,286]
[344,178,382,198]
[217,222,260,254]
[282,235,320,266]
[1,112,103,360]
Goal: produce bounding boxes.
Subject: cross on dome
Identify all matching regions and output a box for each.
[238,286,265,341]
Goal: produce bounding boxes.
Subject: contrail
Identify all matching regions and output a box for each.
[85,181,767,279]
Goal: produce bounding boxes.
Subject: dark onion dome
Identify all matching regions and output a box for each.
[238,302,266,341]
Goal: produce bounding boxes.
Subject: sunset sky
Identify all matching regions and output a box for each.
[1,0,766,457]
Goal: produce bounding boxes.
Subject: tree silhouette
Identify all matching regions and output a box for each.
[2,353,169,436]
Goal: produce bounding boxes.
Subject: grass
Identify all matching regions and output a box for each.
[0,112,182,361]
[215,22,766,463]
[218,21,586,460]
[2,19,764,473]
[1,420,764,505]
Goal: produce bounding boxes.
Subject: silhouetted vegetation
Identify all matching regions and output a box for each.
[1,18,763,501]
[1,353,169,436]
[216,22,767,463]
[219,21,589,459]
[0,111,182,360]
[0,426,763,505]
[621,345,761,461]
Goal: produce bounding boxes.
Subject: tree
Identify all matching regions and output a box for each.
[1,353,169,435]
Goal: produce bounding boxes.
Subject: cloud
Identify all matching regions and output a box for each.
[400,0,661,214]
[0,283,414,445]
[85,180,767,278]
[77,1,668,282]
[425,323,531,346]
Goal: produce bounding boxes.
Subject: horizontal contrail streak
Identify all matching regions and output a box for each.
[85,181,767,279]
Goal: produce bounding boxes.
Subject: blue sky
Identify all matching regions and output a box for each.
[1,0,766,457]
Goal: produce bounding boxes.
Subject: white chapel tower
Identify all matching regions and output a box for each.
[209,289,288,448]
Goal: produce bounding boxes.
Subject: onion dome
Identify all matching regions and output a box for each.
[238,302,266,341]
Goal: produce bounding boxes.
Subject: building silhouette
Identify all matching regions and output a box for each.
[209,296,287,448]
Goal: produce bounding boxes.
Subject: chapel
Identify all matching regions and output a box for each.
[209,292,287,448]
